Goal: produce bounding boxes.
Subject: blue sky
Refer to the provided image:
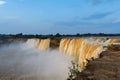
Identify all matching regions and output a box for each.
[0,0,120,34]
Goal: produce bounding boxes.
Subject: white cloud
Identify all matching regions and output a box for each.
[19,0,25,2]
[4,16,18,20]
[0,16,18,20]
[0,0,6,6]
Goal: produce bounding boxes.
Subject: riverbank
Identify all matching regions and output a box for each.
[76,45,120,80]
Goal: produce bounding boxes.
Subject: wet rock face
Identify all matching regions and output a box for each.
[50,38,61,49]
[76,45,120,80]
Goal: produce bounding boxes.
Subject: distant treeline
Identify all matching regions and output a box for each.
[0,33,120,39]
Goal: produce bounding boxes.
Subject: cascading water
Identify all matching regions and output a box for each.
[59,38,119,70]
[26,38,119,70]
[26,38,50,51]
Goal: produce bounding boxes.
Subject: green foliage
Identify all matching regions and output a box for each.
[0,33,120,39]
[55,33,61,37]
[67,61,80,80]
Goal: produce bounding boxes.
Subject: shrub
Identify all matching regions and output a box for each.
[67,61,80,80]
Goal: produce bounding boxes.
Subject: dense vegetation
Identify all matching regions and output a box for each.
[0,33,120,39]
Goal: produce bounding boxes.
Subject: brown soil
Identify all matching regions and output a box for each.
[76,45,120,80]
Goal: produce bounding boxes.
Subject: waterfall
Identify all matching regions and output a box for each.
[59,38,119,70]
[26,38,50,51]
[26,38,120,70]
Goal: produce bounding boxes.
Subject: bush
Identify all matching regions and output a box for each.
[67,61,80,80]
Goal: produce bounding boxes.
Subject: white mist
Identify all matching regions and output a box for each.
[0,43,72,80]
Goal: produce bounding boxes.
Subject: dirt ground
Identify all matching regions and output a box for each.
[76,45,120,80]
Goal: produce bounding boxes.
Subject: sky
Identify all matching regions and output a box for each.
[0,0,120,34]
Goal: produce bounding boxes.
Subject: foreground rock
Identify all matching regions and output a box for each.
[76,45,120,80]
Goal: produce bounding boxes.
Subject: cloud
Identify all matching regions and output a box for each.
[82,12,113,20]
[19,0,25,2]
[0,0,6,6]
[103,21,120,27]
[4,16,18,19]
[54,13,120,29]
[86,0,116,5]
[55,21,94,27]
[90,0,103,5]
[55,16,94,27]
[0,16,18,20]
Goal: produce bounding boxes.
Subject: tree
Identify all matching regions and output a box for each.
[55,33,61,37]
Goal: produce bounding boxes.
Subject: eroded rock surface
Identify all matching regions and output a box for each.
[76,45,120,80]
